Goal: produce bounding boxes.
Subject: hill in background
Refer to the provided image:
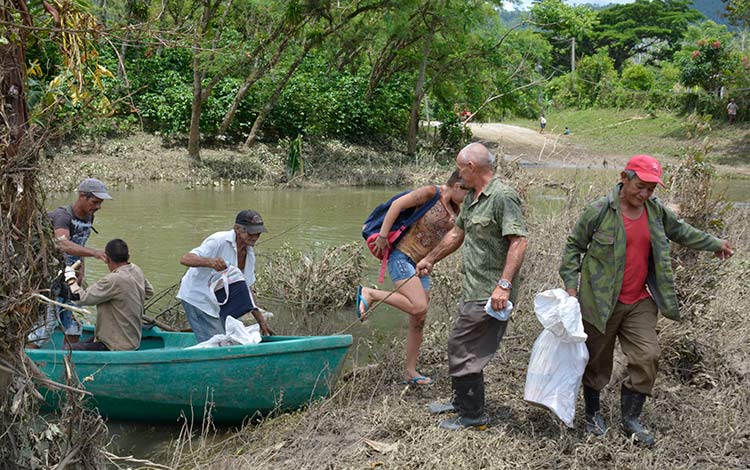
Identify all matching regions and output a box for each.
[502,0,730,26]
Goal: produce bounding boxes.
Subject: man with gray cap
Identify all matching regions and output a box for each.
[28,178,113,346]
[177,210,273,342]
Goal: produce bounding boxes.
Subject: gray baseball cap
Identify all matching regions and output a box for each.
[78,178,112,200]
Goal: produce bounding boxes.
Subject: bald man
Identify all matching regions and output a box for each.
[417,142,528,430]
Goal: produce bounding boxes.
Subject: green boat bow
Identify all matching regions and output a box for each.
[27,326,352,424]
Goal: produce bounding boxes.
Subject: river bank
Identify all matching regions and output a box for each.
[161,173,749,469]
[36,130,750,468]
[38,132,453,194]
[38,123,749,196]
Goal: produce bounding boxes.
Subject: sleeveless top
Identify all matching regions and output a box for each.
[397,198,455,263]
[48,204,94,266]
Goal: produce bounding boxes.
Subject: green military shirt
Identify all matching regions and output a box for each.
[559,183,724,333]
[455,177,528,301]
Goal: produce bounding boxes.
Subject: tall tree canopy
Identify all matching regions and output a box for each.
[724,0,750,28]
[530,0,598,71]
[592,0,704,69]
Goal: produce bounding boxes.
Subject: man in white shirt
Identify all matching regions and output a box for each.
[177,210,273,342]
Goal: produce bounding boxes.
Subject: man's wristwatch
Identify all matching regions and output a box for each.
[497,279,512,290]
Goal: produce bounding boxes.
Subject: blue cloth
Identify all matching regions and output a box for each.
[58,301,82,336]
[484,299,513,321]
[387,249,430,291]
[182,300,223,343]
[215,282,257,322]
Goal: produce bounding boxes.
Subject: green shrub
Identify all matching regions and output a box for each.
[269,56,411,141]
[621,64,654,91]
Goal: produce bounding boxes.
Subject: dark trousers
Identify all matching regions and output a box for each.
[448,300,508,377]
[583,297,660,395]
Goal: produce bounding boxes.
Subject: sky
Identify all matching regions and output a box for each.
[504,0,635,10]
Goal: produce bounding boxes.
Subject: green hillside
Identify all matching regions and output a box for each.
[692,0,730,24]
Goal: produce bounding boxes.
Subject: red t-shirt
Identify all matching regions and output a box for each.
[618,208,652,304]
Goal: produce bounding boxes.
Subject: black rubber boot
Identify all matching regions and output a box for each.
[427,401,456,415]
[621,384,655,446]
[430,376,461,415]
[439,373,488,431]
[583,385,607,436]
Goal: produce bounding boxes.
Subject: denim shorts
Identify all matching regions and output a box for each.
[387,249,430,291]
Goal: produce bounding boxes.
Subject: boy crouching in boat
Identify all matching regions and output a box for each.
[64,239,154,351]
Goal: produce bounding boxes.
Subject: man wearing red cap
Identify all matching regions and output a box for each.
[559,155,734,446]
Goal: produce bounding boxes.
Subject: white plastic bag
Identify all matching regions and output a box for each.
[524,288,589,427]
[187,316,262,349]
[485,299,513,321]
[207,265,246,306]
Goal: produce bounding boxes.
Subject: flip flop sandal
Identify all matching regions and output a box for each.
[401,376,434,386]
[355,285,369,320]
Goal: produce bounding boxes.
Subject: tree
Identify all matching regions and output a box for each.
[361,0,514,154]
[679,38,737,93]
[621,63,655,90]
[574,49,618,106]
[593,0,704,70]
[2,0,110,465]
[724,0,750,28]
[242,1,389,147]
[530,0,598,72]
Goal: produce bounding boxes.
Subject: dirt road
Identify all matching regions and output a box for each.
[467,122,623,169]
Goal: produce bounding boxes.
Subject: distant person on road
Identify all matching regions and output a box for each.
[177,210,273,343]
[539,114,546,134]
[727,99,739,124]
[417,142,528,430]
[65,239,154,351]
[460,107,472,122]
[356,171,467,386]
[28,178,113,347]
[564,126,571,135]
[559,154,734,446]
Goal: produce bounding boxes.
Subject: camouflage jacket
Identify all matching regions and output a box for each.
[559,184,723,333]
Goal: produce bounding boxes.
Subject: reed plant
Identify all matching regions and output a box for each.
[255,243,364,334]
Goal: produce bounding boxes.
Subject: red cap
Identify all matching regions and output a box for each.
[624,155,664,187]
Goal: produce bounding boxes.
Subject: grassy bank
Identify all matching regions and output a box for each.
[503,108,750,168]
[157,157,749,469]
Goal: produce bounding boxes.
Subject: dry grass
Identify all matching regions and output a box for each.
[254,243,364,335]
[172,153,749,470]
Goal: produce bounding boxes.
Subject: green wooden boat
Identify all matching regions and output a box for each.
[27,326,352,424]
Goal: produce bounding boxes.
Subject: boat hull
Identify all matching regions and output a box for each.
[27,327,352,424]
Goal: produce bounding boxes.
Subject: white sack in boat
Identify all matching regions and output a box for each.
[187,316,262,349]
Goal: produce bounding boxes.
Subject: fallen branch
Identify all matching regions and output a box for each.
[101,450,174,470]
[32,293,93,317]
[142,315,182,332]
[0,355,92,397]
